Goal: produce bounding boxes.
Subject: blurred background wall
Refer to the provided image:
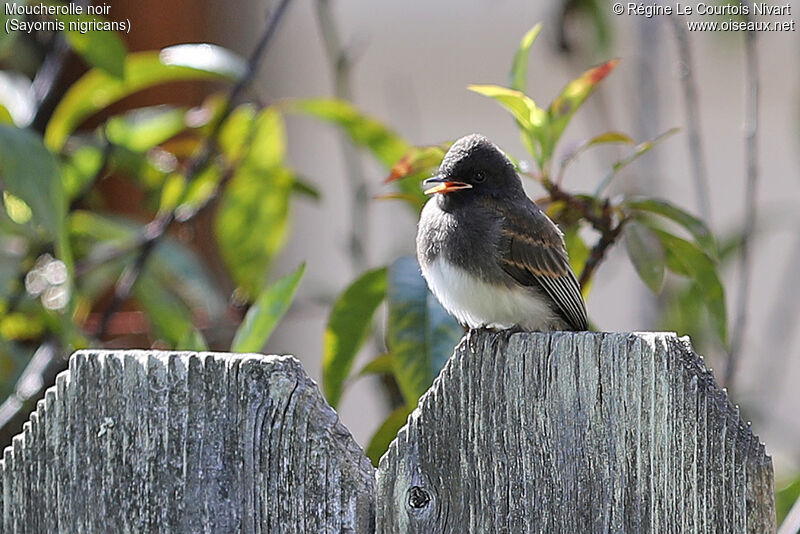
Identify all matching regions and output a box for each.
[122,0,798,479]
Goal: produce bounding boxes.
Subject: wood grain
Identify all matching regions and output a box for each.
[0,351,375,533]
[375,331,775,533]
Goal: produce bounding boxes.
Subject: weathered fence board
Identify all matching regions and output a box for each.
[375,331,775,533]
[0,351,375,533]
[0,332,775,533]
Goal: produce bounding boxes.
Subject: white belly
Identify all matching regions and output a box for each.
[421,257,561,331]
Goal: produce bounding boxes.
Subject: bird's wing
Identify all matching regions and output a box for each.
[496,205,588,331]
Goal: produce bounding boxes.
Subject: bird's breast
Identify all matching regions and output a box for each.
[421,256,561,331]
[416,198,501,279]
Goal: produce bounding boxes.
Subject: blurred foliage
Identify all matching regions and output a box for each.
[0,19,734,471]
[0,23,312,429]
[317,24,728,464]
[777,475,800,526]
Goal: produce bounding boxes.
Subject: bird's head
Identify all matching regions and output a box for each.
[423,134,523,199]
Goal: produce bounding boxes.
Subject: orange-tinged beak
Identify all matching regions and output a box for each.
[423,176,472,195]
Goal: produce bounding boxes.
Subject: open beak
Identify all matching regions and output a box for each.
[423,176,473,195]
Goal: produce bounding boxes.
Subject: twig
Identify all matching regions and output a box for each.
[537,176,627,288]
[95,0,294,338]
[579,218,627,289]
[540,176,608,232]
[314,0,368,272]
[669,15,712,222]
[725,9,759,389]
[29,32,71,133]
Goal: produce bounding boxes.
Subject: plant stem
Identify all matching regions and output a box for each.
[725,12,759,389]
[538,176,626,289]
[96,0,295,338]
[669,15,712,222]
[579,220,626,289]
[315,0,369,273]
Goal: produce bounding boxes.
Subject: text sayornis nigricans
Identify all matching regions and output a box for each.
[416,134,588,331]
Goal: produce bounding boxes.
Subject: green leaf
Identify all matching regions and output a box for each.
[290,177,321,200]
[594,128,679,195]
[3,192,31,224]
[0,312,45,340]
[105,106,187,152]
[151,237,228,323]
[623,221,666,293]
[218,103,257,162]
[467,84,547,163]
[215,108,291,296]
[547,59,619,158]
[323,267,388,407]
[215,167,292,296]
[652,229,727,345]
[386,143,450,183]
[62,143,104,199]
[468,84,543,131]
[247,107,286,169]
[387,256,463,408]
[177,327,209,352]
[0,125,65,239]
[55,11,128,79]
[70,211,227,320]
[69,210,135,242]
[563,225,591,295]
[560,131,634,174]
[0,125,72,279]
[625,197,717,259]
[230,263,305,353]
[0,105,12,124]
[177,164,223,220]
[158,163,223,221]
[659,280,710,351]
[288,98,409,168]
[357,353,393,377]
[45,44,245,151]
[383,143,450,211]
[365,406,410,467]
[134,273,195,346]
[776,475,800,525]
[510,23,542,93]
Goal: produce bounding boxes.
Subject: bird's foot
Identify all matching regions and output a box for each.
[503,325,526,335]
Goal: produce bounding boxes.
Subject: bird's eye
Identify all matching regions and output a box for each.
[474,171,487,183]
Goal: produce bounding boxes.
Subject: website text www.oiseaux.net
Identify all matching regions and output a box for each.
[686,19,795,32]
[613,3,796,32]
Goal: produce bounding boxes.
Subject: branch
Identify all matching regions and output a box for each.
[29,32,72,133]
[579,217,626,289]
[0,0,299,446]
[537,176,627,289]
[95,0,295,338]
[669,15,712,223]
[314,0,369,272]
[725,10,759,389]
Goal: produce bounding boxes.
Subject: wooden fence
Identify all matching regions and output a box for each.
[0,331,775,532]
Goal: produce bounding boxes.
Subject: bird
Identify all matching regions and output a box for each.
[415,133,588,332]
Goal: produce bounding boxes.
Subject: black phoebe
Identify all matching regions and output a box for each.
[415,134,588,331]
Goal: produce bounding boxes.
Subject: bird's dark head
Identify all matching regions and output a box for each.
[423,134,523,200]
